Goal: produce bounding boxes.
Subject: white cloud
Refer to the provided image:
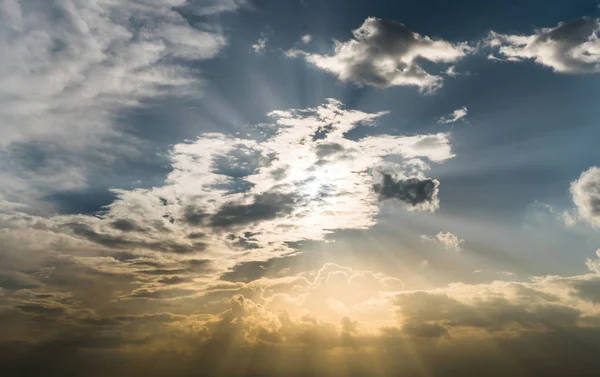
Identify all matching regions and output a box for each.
[252,36,268,53]
[487,18,600,73]
[421,231,464,251]
[286,17,472,91]
[0,99,454,287]
[0,0,238,202]
[570,167,600,228]
[438,106,468,124]
[301,34,312,44]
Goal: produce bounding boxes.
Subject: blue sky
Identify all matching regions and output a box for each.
[2,1,600,376]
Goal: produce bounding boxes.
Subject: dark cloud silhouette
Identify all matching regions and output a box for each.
[373,173,439,209]
[183,206,209,226]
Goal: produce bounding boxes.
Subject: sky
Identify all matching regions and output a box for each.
[1,1,600,376]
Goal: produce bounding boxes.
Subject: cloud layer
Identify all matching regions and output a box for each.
[0,0,239,202]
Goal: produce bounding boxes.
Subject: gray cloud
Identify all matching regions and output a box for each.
[373,173,440,211]
[287,17,472,91]
[65,222,201,254]
[209,192,298,229]
[488,17,600,73]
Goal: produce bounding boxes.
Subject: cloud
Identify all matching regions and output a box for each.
[438,106,468,124]
[373,173,440,212]
[421,231,464,251]
[570,166,600,228]
[252,36,268,53]
[2,261,600,376]
[301,34,312,44]
[487,17,600,73]
[287,17,472,91]
[0,99,453,307]
[0,0,240,203]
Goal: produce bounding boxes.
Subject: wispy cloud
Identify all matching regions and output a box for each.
[0,0,240,203]
[438,106,468,124]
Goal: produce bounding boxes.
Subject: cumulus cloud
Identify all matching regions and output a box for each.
[570,167,600,228]
[438,106,468,124]
[287,17,472,91]
[488,17,600,73]
[421,231,465,251]
[0,0,240,202]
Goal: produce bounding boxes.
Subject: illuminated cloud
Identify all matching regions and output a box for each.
[252,36,268,53]
[287,17,472,91]
[570,167,600,228]
[0,0,239,202]
[421,231,464,251]
[2,259,600,376]
[438,106,468,124]
[488,17,600,73]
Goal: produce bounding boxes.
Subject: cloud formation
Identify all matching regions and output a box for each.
[0,99,453,302]
[374,173,440,212]
[488,17,600,73]
[570,166,600,228]
[287,17,472,91]
[2,258,600,377]
[421,231,465,251]
[0,0,240,202]
[438,106,468,124]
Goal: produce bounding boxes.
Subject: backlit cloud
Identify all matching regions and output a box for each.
[438,106,468,124]
[570,166,600,228]
[488,17,600,73]
[287,17,472,91]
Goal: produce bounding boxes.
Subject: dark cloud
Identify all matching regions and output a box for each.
[394,290,581,332]
[311,124,334,141]
[65,222,198,254]
[402,322,449,338]
[110,219,144,232]
[570,166,600,227]
[373,173,439,209]
[570,278,600,304]
[183,206,209,226]
[127,288,197,299]
[315,143,345,158]
[209,192,298,229]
